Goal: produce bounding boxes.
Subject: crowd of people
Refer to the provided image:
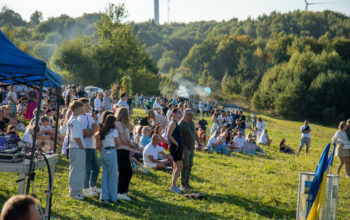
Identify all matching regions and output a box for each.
[0,83,349,208]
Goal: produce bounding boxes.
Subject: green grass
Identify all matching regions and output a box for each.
[1,109,350,219]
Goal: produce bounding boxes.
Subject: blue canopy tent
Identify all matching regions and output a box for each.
[0,30,62,219]
[0,31,62,88]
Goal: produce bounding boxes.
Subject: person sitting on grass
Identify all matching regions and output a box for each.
[233,131,246,153]
[258,129,272,147]
[195,128,207,151]
[143,134,172,170]
[207,130,230,155]
[139,126,151,147]
[279,139,295,154]
[153,124,169,150]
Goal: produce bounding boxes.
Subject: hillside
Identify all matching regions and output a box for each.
[0,109,349,219]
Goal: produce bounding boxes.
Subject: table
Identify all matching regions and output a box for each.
[0,154,59,194]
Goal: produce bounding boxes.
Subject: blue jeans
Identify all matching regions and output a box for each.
[100,148,118,202]
[69,148,86,196]
[208,144,230,155]
[84,149,100,189]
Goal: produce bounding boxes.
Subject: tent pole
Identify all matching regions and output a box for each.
[53,88,60,153]
[26,75,44,195]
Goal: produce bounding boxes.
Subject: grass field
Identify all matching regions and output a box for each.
[1,108,349,219]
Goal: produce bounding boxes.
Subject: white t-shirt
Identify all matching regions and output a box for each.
[8,91,17,104]
[15,85,27,96]
[94,98,102,111]
[68,115,86,149]
[143,142,164,167]
[78,113,96,149]
[207,136,218,148]
[102,129,119,148]
[258,133,268,145]
[117,99,129,110]
[234,136,246,148]
[301,125,311,138]
[257,121,266,133]
[226,116,233,125]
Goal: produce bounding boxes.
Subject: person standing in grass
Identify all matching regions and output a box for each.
[179,108,201,191]
[167,107,184,194]
[332,121,350,178]
[346,119,350,174]
[297,120,311,156]
[67,100,86,200]
[115,107,137,201]
[95,115,120,203]
[78,98,100,197]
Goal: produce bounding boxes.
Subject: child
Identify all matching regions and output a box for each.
[139,126,151,147]
[67,101,86,200]
[38,116,54,153]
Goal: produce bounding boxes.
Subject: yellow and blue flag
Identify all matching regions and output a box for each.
[306,143,330,220]
[327,143,336,172]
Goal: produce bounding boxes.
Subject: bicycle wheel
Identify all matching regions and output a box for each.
[30,152,53,220]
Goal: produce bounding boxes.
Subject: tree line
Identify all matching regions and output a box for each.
[1,5,349,123]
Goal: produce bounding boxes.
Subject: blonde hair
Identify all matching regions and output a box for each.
[338,121,346,130]
[115,107,129,126]
[142,126,150,135]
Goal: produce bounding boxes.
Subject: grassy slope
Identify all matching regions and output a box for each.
[0,109,349,219]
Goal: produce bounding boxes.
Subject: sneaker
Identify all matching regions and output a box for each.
[70,195,84,200]
[118,193,131,201]
[91,186,101,194]
[170,186,182,194]
[83,188,97,197]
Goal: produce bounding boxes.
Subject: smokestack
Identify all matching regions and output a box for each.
[154,0,159,24]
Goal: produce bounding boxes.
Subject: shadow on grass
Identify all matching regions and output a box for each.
[208,193,295,219]
[118,191,224,219]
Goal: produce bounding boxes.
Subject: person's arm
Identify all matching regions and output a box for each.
[74,138,85,150]
[147,155,159,163]
[114,136,121,149]
[116,122,137,149]
[159,151,172,160]
[167,121,178,147]
[95,133,102,151]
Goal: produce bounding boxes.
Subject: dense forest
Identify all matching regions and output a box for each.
[1,5,349,123]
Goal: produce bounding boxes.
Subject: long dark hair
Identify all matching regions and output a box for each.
[100,110,114,126]
[100,115,116,140]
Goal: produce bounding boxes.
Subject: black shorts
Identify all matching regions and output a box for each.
[170,143,183,162]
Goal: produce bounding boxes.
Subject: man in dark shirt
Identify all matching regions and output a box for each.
[179,108,201,191]
[235,110,246,136]
[77,86,87,98]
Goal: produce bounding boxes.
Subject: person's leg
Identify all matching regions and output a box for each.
[297,138,304,154]
[69,148,86,196]
[186,149,194,187]
[337,157,344,175]
[90,149,100,188]
[344,156,350,176]
[305,138,310,155]
[100,149,109,200]
[84,149,92,189]
[107,149,118,202]
[117,150,132,194]
[181,147,189,187]
[172,160,183,187]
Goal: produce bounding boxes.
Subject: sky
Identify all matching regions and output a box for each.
[2,0,350,23]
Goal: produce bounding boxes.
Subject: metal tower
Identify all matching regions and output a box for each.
[154,0,159,24]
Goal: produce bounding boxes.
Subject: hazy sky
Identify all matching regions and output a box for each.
[2,0,350,23]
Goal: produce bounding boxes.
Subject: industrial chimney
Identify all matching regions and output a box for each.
[154,0,159,24]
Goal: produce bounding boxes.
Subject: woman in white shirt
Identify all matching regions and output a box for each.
[258,129,272,146]
[332,121,350,177]
[95,115,120,203]
[94,93,103,112]
[207,130,229,155]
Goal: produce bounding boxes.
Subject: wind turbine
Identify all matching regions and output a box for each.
[304,0,337,11]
